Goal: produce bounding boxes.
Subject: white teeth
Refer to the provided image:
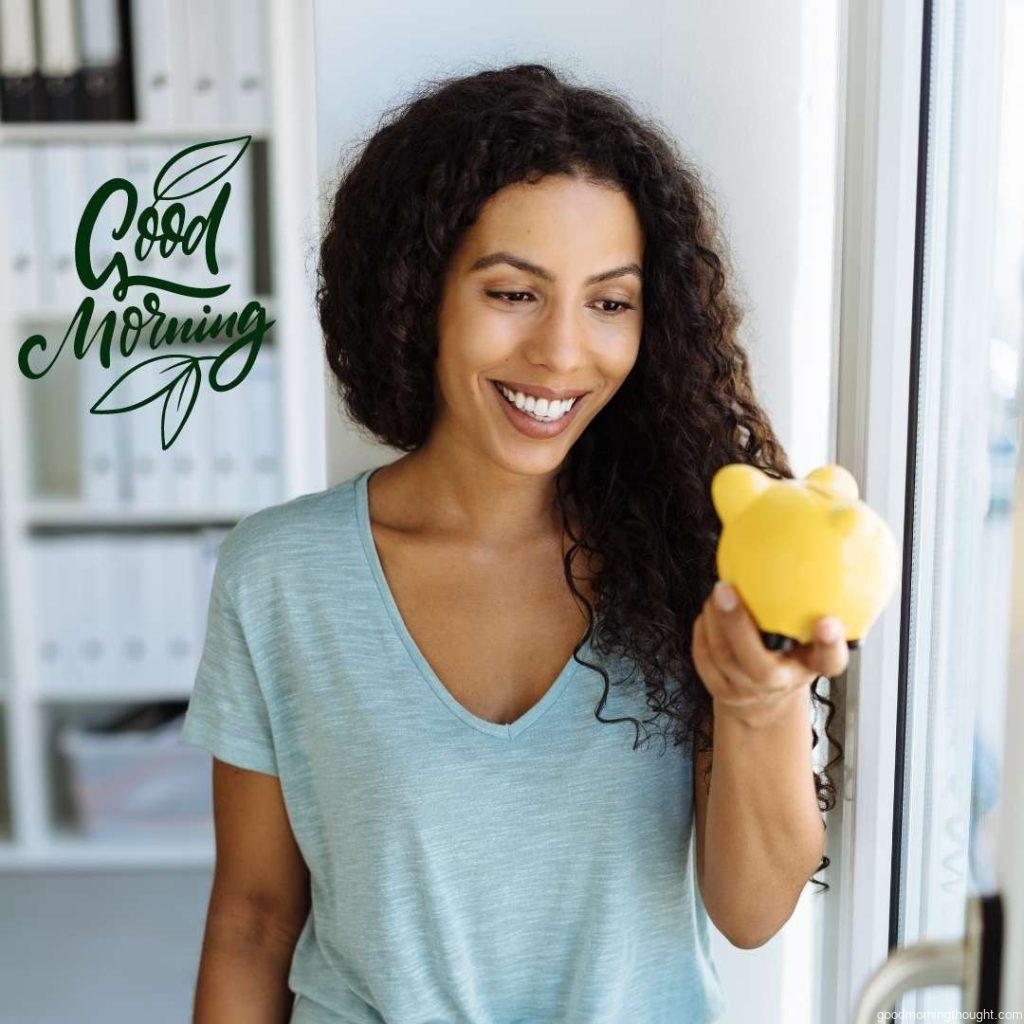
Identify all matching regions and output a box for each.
[495,382,579,422]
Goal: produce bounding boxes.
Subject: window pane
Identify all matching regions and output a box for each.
[896,0,1022,1016]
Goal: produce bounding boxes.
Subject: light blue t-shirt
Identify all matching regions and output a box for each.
[179,467,729,1024]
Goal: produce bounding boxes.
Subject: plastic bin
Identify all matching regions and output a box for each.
[57,706,213,839]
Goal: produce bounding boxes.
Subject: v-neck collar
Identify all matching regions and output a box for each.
[353,467,591,741]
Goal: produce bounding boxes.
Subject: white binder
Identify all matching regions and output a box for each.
[165,362,207,508]
[205,146,253,295]
[3,145,43,310]
[30,538,66,694]
[123,350,170,508]
[158,535,204,690]
[81,143,121,290]
[183,0,228,125]
[121,142,164,283]
[110,534,148,693]
[76,534,116,693]
[129,0,186,125]
[209,343,251,509]
[60,537,91,694]
[225,0,269,127]
[137,536,166,689]
[155,142,194,290]
[80,354,121,506]
[247,345,281,507]
[195,527,228,634]
[40,144,90,308]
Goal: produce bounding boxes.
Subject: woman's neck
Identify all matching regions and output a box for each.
[369,438,564,547]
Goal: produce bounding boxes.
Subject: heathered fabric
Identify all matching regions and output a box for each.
[179,466,729,1024]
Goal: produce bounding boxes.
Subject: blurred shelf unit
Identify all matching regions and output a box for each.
[1,0,266,128]
[0,0,324,870]
[0,123,271,143]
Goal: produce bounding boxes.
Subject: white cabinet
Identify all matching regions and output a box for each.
[0,0,323,870]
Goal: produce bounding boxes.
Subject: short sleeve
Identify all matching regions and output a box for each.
[179,552,279,777]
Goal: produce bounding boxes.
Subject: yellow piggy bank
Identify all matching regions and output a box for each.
[711,463,899,651]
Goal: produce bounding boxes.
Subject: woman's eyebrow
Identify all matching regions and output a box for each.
[468,251,642,285]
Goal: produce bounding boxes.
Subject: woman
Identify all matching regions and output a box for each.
[181,62,847,1023]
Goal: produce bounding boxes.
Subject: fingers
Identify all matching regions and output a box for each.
[694,612,791,713]
[695,583,850,714]
[704,582,778,684]
[701,593,746,684]
[692,613,732,696]
[789,616,850,679]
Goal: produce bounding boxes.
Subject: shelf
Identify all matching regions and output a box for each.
[25,502,258,528]
[0,831,214,871]
[0,0,324,875]
[39,687,193,703]
[0,123,269,144]
[0,684,194,703]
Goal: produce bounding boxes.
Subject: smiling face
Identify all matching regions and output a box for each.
[430,173,645,477]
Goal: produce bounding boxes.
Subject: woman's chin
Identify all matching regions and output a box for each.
[485,431,580,477]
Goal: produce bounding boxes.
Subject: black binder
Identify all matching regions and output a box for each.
[0,0,136,122]
[0,0,46,120]
[77,0,135,121]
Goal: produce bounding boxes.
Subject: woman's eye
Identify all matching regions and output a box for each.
[486,291,634,315]
[594,299,634,315]
[487,290,534,304]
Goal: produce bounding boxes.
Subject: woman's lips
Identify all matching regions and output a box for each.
[492,378,591,401]
[488,379,588,440]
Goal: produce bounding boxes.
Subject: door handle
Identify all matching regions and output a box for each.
[850,893,1004,1023]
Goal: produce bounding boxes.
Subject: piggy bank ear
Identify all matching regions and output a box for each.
[711,464,772,524]
[806,464,860,501]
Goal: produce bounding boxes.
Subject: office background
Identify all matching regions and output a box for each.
[0,0,839,1020]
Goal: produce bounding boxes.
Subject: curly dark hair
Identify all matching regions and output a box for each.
[316,61,842,893]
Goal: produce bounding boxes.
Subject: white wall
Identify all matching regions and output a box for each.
[312,3,842,1021]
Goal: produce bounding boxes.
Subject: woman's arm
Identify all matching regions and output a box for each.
[193,907,302,1023]
[691,580,846,949]
[693,691,825,949]
[192,759,311,1023]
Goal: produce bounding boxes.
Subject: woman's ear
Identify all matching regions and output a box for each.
[710,463,771,525]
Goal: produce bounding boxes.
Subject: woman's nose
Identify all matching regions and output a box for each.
[520,300,588,374]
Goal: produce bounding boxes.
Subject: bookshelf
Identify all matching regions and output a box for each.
[0,0,325,870]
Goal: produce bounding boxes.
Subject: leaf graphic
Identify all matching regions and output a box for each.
[209,337,264,391]
[153,136,252,202]
[161,362,201,449]
[90,355,197,414]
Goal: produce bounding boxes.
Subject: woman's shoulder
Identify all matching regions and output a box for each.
[214,470,367,596]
